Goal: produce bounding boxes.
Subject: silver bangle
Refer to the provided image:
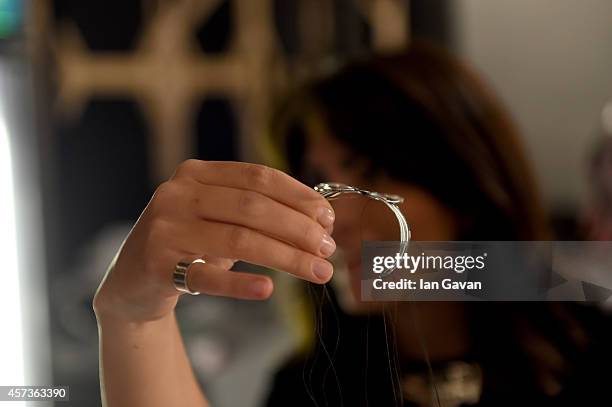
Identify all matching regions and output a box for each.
[314,182,411,276]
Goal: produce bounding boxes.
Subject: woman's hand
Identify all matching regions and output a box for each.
[93,160,336,323]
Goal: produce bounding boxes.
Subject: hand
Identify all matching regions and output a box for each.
[93,160,336,323]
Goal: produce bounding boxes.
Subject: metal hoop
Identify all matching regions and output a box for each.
[314,182,411,276]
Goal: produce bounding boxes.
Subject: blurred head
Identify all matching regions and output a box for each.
[271,41,549,304]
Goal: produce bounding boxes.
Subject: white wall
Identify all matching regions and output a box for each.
[452,0,612,210]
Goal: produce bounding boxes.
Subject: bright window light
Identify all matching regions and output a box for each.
[0,109,24,386]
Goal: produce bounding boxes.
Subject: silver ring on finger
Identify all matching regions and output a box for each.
[173,257,205,295]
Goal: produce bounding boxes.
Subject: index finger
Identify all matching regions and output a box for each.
[172,160,335,229]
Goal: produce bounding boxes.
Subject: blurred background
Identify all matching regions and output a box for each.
[1,0,612,406]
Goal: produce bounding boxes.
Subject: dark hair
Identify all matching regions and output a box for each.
[272,40,549,240]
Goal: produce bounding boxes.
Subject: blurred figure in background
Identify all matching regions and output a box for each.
[264,40,612,407]
[93,41,612,407]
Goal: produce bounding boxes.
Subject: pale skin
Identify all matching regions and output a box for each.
[94,130,468,406]
[93,160,337,407]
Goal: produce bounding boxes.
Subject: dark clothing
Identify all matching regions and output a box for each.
[264,286,612,406]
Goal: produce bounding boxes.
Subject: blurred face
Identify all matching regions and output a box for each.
[305,115,459,311]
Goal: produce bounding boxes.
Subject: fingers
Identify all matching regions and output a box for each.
[170,219,334,284]
[186,261,273,300]
[200,255,236,270]
[171,160,335,231]
[186,183,336,257]
[156,160,337,292]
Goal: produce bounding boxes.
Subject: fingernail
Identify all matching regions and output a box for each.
[319,233,336,257]
[317,207,335,229]
[251,280,271,297]
[312,259,333,282]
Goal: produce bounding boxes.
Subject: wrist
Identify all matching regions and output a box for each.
[93,287,176,326]
[93,257,177,324]
[95,301,176,332]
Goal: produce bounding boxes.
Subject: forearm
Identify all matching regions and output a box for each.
[96,311,209,407]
